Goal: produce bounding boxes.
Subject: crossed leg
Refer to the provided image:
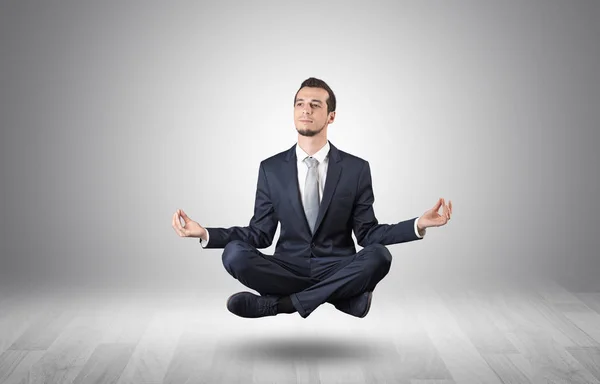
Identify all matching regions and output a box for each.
[221,240,316,296]
[221,240,392,318]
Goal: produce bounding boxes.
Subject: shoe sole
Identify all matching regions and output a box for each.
[359,291,373,318]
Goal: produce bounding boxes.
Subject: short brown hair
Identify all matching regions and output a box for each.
[294,77,336,114]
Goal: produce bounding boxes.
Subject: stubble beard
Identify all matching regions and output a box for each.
[296,121,326,137]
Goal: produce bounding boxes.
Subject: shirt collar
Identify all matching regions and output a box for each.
[296,141,330,164]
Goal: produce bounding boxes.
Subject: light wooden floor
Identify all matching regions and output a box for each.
[1,279,600,384]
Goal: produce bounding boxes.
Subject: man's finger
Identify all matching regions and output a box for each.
[178,218,187,236]
[181,210,190,222]
[175,213,183,231]
[176,217,185,236]
[172,213,182,236]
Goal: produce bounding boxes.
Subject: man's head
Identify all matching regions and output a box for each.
[293,77,336,137]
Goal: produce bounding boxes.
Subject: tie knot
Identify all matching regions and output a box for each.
[304,157,319,168]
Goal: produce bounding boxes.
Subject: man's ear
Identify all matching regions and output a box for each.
[328,111,336,123]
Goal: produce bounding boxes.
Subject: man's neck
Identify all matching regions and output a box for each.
[297,135,328,156]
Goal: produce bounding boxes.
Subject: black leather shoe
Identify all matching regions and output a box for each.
[226,291,279,318]
[333,291,373,318]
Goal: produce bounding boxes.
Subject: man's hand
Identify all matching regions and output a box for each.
[417,198,452,231]
[172,209,207,240]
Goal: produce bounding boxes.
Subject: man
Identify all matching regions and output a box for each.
[172,77,452,319]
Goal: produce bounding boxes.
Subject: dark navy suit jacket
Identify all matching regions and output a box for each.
[203,141,423,257]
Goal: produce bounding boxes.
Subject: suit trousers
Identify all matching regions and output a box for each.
[221,240,393,318]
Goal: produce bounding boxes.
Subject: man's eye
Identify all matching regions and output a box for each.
[311,104,320,108]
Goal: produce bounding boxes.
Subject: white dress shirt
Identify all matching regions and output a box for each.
[200,142,425,247]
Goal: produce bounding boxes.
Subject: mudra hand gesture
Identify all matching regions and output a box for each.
[172,209,207,239]
[417,198,452,231]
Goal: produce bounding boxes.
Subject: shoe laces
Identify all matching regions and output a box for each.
[258,295,279,315]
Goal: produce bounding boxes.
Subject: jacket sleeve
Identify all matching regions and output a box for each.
[352,161,423,247]
[202,162,278,249]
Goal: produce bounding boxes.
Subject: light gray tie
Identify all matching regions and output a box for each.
[303,156,320,234]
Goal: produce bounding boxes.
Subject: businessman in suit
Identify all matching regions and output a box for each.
[172,77,452,319]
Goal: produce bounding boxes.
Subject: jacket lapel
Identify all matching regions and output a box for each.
[313,142,342,235]
[283,145,312,234]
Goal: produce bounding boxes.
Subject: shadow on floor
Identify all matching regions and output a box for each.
[229,335,398,362]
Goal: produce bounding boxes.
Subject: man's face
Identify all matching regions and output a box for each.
[294,87,335,137]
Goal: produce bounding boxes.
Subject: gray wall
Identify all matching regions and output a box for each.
[1,0,599,292]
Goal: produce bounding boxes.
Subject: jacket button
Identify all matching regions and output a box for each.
[311,243,315,248]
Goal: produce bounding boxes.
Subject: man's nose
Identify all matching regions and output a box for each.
[302,106,311,114]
